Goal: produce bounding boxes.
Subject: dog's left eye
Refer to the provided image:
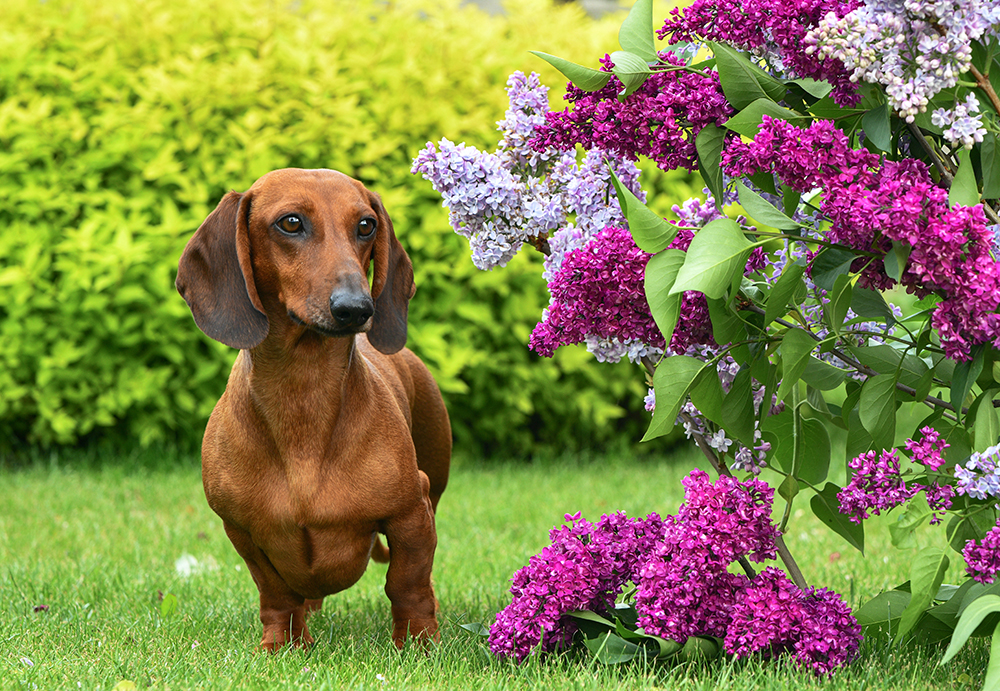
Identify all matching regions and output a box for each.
[357,218,377,237]
[276,215,304,234]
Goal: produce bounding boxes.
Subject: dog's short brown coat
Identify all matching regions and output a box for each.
[176,168,450,650]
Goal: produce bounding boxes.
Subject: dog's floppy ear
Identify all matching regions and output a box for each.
[176,191,269,349]
[368,193,414,354]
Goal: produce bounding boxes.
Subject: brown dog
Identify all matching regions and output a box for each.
[175,168,451,650]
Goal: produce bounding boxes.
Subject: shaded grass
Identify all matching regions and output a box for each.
[0,448,989,689]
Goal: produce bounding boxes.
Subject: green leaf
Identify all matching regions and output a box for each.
[861,103,892,152]
[983,132,1000,198]
[696,123,727,207]
[617,0,657,62]
[690,366,725,425]
[855,590,911,627]
[764,262,805,326]
[859,374,897,450]
[947,508,998,554]
[950,148,981,208]
[801,356,848,391]
[779,474,800,503]
[985,620,1000,691]
[810,247,856,292]
[710,42,786,109]
[941,595,1000,665]
[849,344,928,389]
[723,99,804,139]
[811,482,865,553]
[160,593,179,619]
[721,367,756,445]
[680,635,721,660]
[670,219,753,300]
[973,389,1000,451]
[952,346,985,422]
[610,171,677,253]
[896,547,950,643]
[736,181,801,231]
[644,250,686,347]
[888,493,932,549]
[610,51,652,98]
[643,356,709,441]
[459,622,490,637]
[583,631,642,664]
[530,51,612,92]
[885,241,910,282]
[797,418,831,485]
[707,297,745,345]
[786,77,834,100]
[851,286,895,326]
[826,273,853,334]
[776,328,817,403]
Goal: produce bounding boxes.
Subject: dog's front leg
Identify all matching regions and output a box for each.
[383,471,439,647]
[223,522,313,651]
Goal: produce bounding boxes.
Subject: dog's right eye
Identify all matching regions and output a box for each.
[276,215,304,234]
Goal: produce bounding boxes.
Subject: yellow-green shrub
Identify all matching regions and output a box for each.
[0,0,692,455]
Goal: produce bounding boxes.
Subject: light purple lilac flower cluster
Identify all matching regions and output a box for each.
[955,444,1000,500]
[488,511,666,661]
[530,51,732,173]
[412,72,645,271]
[490,470,861,675]
[658,0,861,106]
[723,115,1000,360]
[806,0,1000,144]
[839,427,955,523]
[726,566,863,676]
[963,524,1000,584]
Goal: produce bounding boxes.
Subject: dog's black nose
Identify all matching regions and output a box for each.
[330,292,374,328]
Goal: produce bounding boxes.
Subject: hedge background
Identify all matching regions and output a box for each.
[0,0,694,458]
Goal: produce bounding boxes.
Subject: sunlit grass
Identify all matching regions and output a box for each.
[0,447,988,690]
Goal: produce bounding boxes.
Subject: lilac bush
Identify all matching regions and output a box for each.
[416,0,1000,681]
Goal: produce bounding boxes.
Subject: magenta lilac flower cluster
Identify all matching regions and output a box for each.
[491,470,861,675]
[963,524,1000,584]
[726,566,862,676]
[530,51,732,173]
[723,115,1000,360]
[658,0,860,106]
[634,471,779,643]
[839,427,958,524]
[488,511,666,661]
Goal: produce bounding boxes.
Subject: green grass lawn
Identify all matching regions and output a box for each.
[0,448,989,690]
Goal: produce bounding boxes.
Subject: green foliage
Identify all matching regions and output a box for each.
[0,0,666,455]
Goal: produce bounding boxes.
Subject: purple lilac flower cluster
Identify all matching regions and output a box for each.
[530,51,732,173]
[658,0,861,106]
[488,511,666,661]
[806,0,1000,143]
[726,566,863,676]
[412,72,645,271]
[491,470,861,675]
[963,524,1000,584]
[723,115,1000,360]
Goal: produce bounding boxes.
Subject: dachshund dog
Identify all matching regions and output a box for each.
[175,168,451,650]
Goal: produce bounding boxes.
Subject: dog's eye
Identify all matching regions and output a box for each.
[276,215,304,234]
[357,218,377,238]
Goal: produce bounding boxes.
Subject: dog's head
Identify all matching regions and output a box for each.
[175,169,414,354]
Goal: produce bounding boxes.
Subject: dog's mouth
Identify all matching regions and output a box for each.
[288,310,368,338]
